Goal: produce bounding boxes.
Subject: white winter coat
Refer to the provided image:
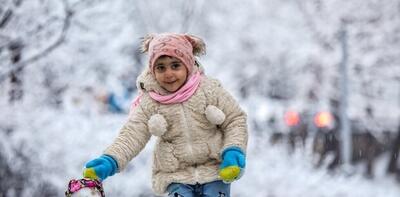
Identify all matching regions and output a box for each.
[104,67,248,195]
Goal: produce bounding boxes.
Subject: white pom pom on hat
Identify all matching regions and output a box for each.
[148,114,168,136]
[205,105,226,125]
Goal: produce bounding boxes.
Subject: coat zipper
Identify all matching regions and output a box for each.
[180,104,199,182]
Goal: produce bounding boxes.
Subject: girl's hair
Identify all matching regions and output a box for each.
[140,34,206,56]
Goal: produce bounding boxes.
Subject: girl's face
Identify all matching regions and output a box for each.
[154,56,188,93]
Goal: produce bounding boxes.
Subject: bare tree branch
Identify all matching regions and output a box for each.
[0,0,25,30]
[25,15,63,36]
[294,0,334,51]
[0,9,13,29]
[0,0,73,83]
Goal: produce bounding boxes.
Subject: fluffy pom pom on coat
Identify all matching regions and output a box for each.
[205,105,226,125]
[148,114,168,136]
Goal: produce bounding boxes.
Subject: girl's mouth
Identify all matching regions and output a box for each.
[165,81,176,84]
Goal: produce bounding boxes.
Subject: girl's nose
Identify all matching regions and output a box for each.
[164,68,174,78]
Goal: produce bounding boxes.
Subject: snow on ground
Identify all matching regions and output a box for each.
[3,104,399,196]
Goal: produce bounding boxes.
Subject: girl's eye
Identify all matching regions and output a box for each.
[156,65,165,72]
[171,63,181,69]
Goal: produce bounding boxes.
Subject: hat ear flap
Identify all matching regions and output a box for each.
[184,34,206,56]
[140,34,155,53]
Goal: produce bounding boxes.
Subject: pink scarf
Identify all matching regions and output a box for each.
[149,71,202,104]
[130,71,202,112]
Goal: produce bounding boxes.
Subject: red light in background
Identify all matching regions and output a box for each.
[284,111,300,126]
[314,111,333,128]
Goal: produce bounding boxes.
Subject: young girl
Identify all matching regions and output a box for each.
[83,33,248,196]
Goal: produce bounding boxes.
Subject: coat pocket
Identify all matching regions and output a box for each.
[154,140,179,173]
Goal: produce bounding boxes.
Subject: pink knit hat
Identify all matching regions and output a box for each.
[141,33,206,75]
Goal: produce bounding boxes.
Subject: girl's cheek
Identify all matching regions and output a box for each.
[155,74,163,83]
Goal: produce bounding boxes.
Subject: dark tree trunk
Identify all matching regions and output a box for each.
[387,124,400,174]
[8,41,24,103]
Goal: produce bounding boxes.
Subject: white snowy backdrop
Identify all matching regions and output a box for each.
[1,0,400,196]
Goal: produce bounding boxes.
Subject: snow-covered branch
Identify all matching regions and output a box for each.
[0,0,73,83]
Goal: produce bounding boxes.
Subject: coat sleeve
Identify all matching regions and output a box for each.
[103,103,151,171]
[211,80,248,154]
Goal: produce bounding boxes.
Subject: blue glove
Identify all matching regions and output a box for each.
[83,155,118,181]
[219,146,246,183]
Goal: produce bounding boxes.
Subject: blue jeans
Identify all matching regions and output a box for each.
[167,181,230,197]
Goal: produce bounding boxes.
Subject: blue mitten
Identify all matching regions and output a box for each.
[83,155,118,181]
[219,146,246,183]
